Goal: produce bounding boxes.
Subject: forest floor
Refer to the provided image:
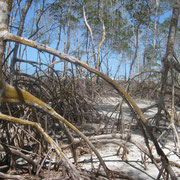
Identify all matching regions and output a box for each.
[6,97,180,180]
[71,97,180,180]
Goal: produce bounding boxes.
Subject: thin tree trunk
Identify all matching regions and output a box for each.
[63,0,72,76]
[10,0,32,85]
[96,3,106,72]
[17,0,45,72]
[50,15,62,76]
[157,0,180,126]
[125,54,127,81]
[143,15,150,73]
[83,5,96,65]
[95,0,106,83]
[152,0,159,67]
[129,26,139,80]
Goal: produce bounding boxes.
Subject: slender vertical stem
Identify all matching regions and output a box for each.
[10,0,32,85]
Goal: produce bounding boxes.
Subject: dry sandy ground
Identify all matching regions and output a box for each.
[76,97,180,179]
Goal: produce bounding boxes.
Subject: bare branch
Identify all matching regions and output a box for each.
[0,172,24,180]
[83,5,96,64]
[0,113,80,179]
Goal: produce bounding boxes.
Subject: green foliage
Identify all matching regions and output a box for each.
[48,0,80,25]
[159,18,171,34]
[145,44,161,69]
[12,0,174,77]
[82,0,134,53]
[124,0,152,27]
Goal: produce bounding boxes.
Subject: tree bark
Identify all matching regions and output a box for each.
[157,0,180,126]
[83,5,96,65]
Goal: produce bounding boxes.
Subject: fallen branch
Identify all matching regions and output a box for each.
[74,133,180,169]
[0,172,24,180]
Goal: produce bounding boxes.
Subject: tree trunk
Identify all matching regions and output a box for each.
[129,26,139,79]
[63,0,72,77]
[50,14,62,76]
[10,0,32,85]
[151,0,159,69]
[157,0,180,126]
[0,0,11,90]
[143,14,150,74]
[83,5,96,65]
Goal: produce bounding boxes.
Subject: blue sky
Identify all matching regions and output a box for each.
[13,0,174,80]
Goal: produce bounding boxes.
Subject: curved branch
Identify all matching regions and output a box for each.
[2,32,178,179]
[96,11,106,71]
[0,113,80,179]
[83,5,96,64]
[0,79,110,178]
[4,32,148,124]
[130,69,161,81]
